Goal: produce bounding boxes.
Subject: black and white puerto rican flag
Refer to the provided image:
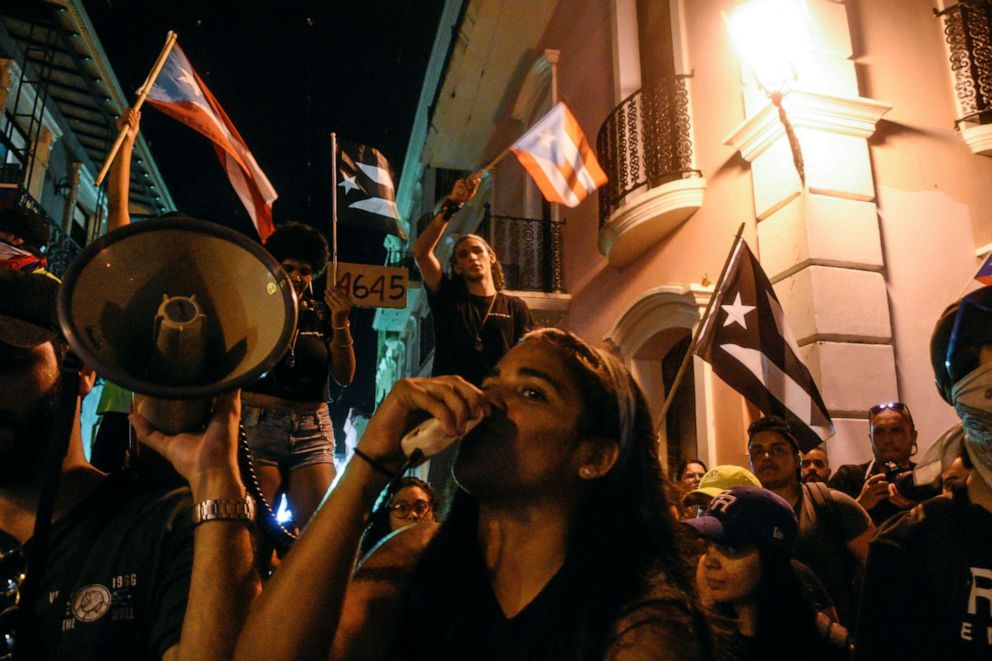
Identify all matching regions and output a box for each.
[337,141,404,238]
[695,239,834,452]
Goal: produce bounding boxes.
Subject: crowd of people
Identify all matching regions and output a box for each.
[2,169,992,660]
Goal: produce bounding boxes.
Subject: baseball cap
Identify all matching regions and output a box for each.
[682,486,797,555]
[0,270,61,348]
[0,207,49,253]
[682,465,762,508]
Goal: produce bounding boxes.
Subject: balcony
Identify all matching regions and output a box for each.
[478,204,570,326]
[596,75,705,266]
[937,0,992,155]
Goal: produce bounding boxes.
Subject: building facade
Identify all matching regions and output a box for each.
[374,0,990,472]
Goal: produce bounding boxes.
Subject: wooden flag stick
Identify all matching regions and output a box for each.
[330,132,338,284]
[655,222,746,436]
[94,31,178,186]
[470,144,514,180]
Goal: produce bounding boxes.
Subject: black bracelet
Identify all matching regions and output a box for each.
[440,198,463,221]
[352,447,397,479]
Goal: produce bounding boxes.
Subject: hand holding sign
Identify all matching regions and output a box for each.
[334,262,408,309]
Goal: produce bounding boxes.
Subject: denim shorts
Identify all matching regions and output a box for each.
[242,403,336,470]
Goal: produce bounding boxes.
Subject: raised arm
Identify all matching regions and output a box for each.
[411,176,481,292]
[130,391,260,661]
[324,286,356,386]
[234,375,489,661]
[106,107,141,232]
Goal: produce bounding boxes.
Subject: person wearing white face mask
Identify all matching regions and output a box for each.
[855,287,992,661]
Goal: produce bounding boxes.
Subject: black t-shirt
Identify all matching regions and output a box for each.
[829,460,916,526]
[21,472,193,660]
[426,277,533,386]
[245,299,333,402]
[856,487,992,661]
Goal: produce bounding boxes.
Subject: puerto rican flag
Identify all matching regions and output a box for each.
[975,251,992,286]
[336,140,403,238]
[510,102,607,208]
[145,45,277,240]
[695,238,834,451]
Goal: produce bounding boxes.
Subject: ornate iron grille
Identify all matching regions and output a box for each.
[937,1,992,126]
[16,191,80,278]
[478,204,564,293]
[596,75,700,228]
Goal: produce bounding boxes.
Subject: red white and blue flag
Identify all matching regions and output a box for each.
[975,251,992,286]
[510,102,607,208]
[145,45,277,240]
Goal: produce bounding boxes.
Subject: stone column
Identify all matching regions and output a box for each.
[724,0,893,465]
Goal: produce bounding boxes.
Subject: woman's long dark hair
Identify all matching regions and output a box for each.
[752,552,820,658]
[405,329,703,659]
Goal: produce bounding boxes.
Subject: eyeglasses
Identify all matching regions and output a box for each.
[388,500,432,519]
[747,444,794,460]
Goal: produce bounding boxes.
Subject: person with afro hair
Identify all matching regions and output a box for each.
[242,221,356,532]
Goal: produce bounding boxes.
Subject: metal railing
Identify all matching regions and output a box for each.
[478,204,564,293]
[596,75,700,228]
[12,188,81,278]
[937,1,992,127]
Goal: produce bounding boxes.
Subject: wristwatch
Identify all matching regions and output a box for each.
[192,492,256,525]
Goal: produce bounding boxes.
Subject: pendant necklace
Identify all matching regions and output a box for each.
[472,295,498,352]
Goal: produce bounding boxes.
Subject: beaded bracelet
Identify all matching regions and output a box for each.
[440,198,463,221]
[352,447,397,479]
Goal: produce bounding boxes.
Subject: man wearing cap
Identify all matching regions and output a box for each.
[828,402,918,526]
[0,206,52,276]
[681,465,762,518]
[747,415,873,628]
[0,270,258,659]
[856,287,992,660]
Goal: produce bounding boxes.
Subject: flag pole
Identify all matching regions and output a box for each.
[655,222,746,436]
[95,31,178,186]
[331,132,338,284]
[470,145,514,180]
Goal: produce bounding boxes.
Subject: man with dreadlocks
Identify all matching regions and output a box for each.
[412,177,533,507]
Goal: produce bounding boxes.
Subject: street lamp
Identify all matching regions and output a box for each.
[724,0,811,185]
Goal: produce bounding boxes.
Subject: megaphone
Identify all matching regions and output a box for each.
[56,217,297,433]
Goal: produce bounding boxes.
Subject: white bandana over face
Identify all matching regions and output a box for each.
[951,361,992,490]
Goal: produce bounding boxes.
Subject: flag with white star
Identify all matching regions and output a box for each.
[510,102,607,207]
[145,44,277,240]
[336,140,403,238]
[695,238,834,451]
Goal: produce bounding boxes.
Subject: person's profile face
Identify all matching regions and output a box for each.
[387,485,434,532]
[800,448,830,483]
[281,258,315,294]
[0,340,60,486]
[699,542,762,606]
[454,340,588,499]
[748,431,799,489]
[452,238,494,283]
[869,409,916,465]
[680,462,706,491]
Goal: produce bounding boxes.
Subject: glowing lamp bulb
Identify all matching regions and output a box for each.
[724,0,809,95]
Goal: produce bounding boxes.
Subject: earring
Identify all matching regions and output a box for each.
[579,466,594,478]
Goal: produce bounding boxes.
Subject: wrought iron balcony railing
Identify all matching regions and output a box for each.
[478,204,564,293]
[937,0,992,127]
[8,187,81,278]
[596,75,701,228]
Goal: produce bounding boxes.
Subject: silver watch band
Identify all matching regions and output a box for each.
[192,493,255,525]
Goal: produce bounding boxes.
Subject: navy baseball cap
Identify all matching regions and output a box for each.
[682,486,798,554]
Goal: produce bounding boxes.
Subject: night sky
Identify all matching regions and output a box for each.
[83,0,447,415]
